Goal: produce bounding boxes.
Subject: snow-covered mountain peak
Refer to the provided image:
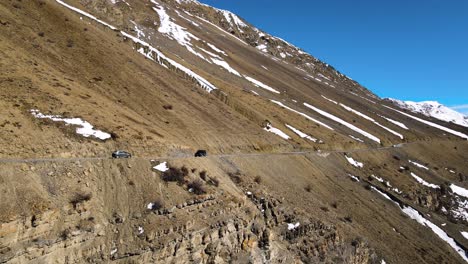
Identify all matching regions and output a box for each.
[387,99,468,128]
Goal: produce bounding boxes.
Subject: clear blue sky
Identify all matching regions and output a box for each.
[200,0,468,114]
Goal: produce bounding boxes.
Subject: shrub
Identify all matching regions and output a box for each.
[254,176,262,184]
[60,229,71,240]
[344,216,353,223]
[331,202,338,209]
[70,192,92,208]
[191,168,197,173]
[228,172,242,184]
[148,198,164,211]
[163,104,173,110]
[199,170,207,181]
[351,237,363,247]
[161,166,189,184]
[181,166,189,176]
[188,179,206,195]
[304,184,312,192]
[320,206,329,212]
[208,177,219,187]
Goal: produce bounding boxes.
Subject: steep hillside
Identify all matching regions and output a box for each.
[0,0,467,263]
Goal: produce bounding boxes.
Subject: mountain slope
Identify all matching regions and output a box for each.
[0,0,467,263]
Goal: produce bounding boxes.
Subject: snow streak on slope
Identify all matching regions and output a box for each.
[56,0,116,30]
[383,105,468,140]
[285,124,317,142]
[349,135,364,142]
[388,99,468,128]
[303,103,381,143]
[270,101,334,130]
[410,172,440,189]
[211,58,241,76]
[370,187,468,262]
[175,10,200,27]
[340,103,404,139]
[152,2,210,62]
[263,124,290,140]
[56,0,218,92]
[206,43,227,55]
[408,160,430,170]
[128,33,217,92]
[377,114,409,130]
[192,14,249,45]
[218,9,247,32]
[244,76,280,94]
[322,96,403,139]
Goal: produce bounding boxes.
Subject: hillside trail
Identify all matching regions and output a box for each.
[0,140,422,164]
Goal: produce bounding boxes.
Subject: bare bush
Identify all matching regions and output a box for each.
[228,172,242,184]
[161,166,189,184]
[148,198,164,211]
[208,177,219,187]
[188,179,206,195]
[254,176,262,184]
[70,192,92,208]
[199,170,207,181]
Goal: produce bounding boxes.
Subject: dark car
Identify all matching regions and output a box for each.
[194,150,207,157]
[112,150,132,159]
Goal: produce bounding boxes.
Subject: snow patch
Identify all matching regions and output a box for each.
[451,184,468,199]
[371,187,468,261]
[461,232,468,240]
[287,222,300,230]
[153,162,169,172]
[348,174,360,182]
[152,3,210,62]
[345,155,363,168]
[30,109,111,140]
[256,44,268,52]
